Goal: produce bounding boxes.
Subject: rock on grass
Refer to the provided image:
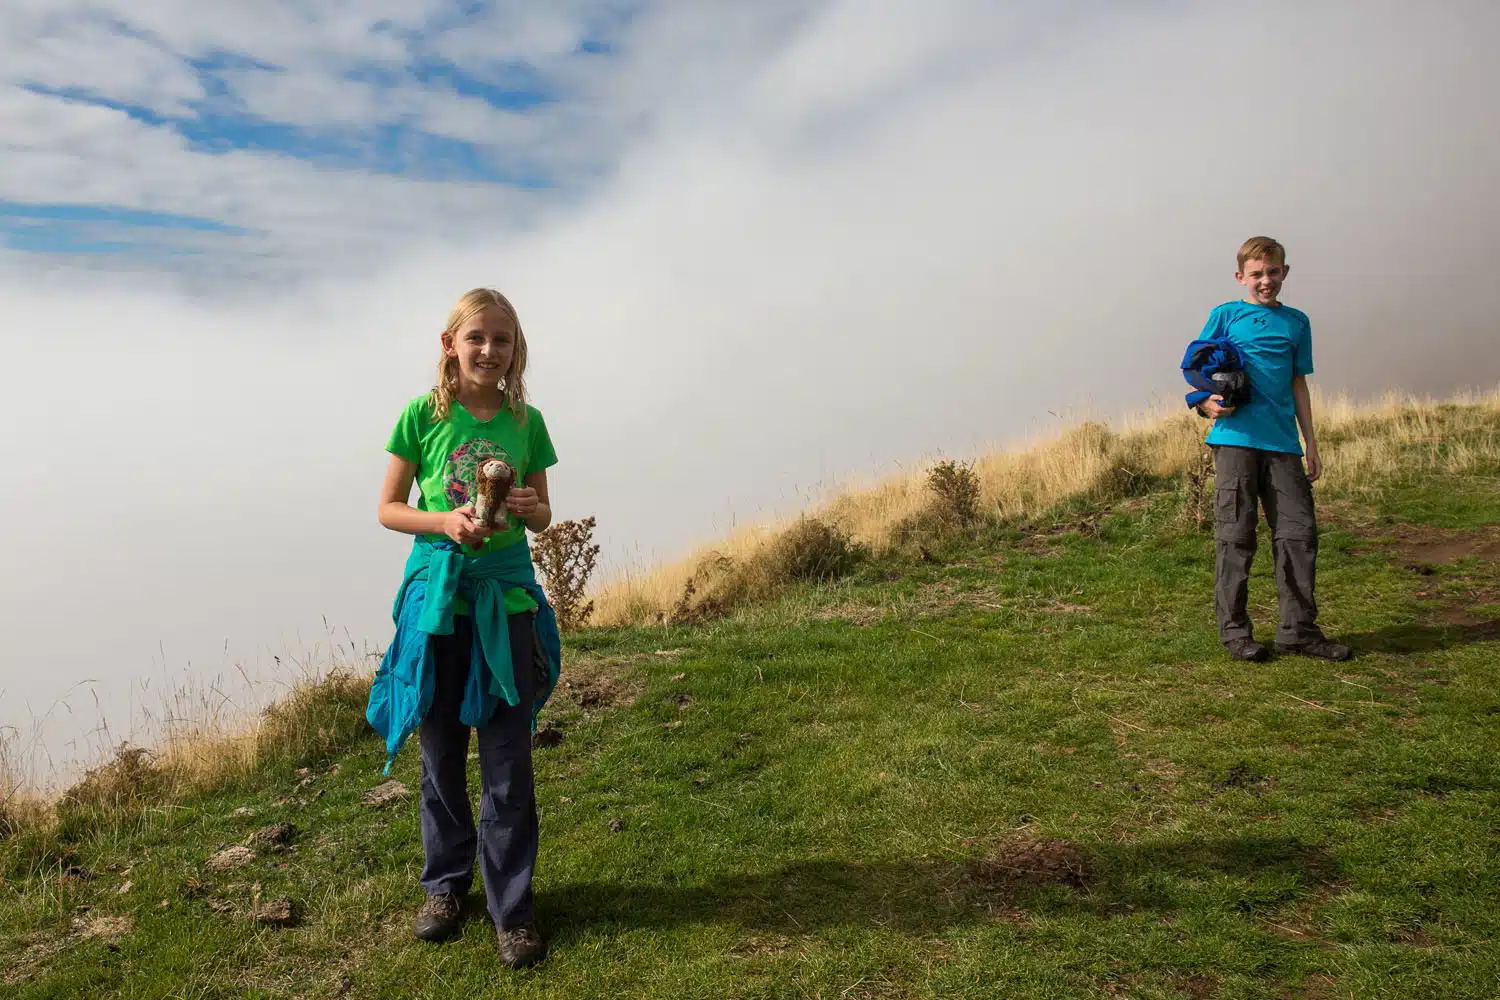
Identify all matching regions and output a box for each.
[361,780,410,807]
[205,846,256,872]
[248,822,296,849]
[251,898,297,927]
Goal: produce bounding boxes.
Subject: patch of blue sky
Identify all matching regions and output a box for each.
[20,83,552,187]
[0,210,237,257]
[404,59,555,112]
[0,201,242,233]
[0,224,136,255]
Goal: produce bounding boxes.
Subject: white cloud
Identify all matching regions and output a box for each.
[2,10,206,116]
[0,0,639,267]
[3,0,1500,783]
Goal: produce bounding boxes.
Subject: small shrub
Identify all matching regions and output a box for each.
[56,744,166,817]
[49,743,170,844]
[927,459,982,525]
[255,670,374,769]
[768,517,863,584]
[533,517,602,630]
[666,554,734,625]
[665,520,863,624]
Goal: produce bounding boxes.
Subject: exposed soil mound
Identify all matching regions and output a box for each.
[968,835,1090,893]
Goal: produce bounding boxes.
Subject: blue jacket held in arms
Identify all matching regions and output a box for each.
[366,535,562,775]
[1180,337,1250,410]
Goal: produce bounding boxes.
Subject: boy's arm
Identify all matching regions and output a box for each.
[1291,375,1321,482]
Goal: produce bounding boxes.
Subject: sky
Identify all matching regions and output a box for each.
[3,0,1499,783]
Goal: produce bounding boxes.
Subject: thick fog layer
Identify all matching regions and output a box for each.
[3,0,1497,780]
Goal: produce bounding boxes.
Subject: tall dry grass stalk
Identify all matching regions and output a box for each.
[4,671,374,835]
[5,626,380,823]
[593,387,1500,626]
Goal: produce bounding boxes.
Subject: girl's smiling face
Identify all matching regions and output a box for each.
[444,304,516,389]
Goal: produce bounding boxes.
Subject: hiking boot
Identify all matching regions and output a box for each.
[1276,637,1353,661]
[497,924,548,968]
[412,893,462,942]
[1225,638,1270,662]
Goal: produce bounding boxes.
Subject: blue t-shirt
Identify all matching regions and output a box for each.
[1201,300,1314,455]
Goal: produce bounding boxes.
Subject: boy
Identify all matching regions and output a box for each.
[1194,236,1352,662]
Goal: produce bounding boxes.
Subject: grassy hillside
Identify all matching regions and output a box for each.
[3,394,1499,999]
[594,391,1500,625]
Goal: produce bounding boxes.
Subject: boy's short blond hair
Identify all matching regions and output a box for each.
[1237,236,1286,270]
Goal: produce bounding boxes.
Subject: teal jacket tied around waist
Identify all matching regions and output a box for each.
[366,535,562,774]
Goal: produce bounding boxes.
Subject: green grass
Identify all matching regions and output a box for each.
[4,443,1499,997]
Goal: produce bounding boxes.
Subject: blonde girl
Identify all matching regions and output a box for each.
[367,288,561,968]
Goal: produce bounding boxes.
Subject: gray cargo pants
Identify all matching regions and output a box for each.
[1213,445,1324,647]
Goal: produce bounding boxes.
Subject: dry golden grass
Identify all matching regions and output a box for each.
[3,666,373,827]
[592,387,1500,626]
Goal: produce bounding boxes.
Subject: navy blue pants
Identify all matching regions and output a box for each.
[418,612,538,931]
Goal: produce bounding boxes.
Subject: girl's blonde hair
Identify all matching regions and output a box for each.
[428,287,530,421]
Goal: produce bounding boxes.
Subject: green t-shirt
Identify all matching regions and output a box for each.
[386,395,559,615]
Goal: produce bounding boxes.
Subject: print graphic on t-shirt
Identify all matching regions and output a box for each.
[443,438,515,509]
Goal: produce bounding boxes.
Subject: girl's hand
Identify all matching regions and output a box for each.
[505,487,541,519]
[442,505,493,548]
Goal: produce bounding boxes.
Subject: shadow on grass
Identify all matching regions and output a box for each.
[1345,619,1500,655]
[537,835,1339,941]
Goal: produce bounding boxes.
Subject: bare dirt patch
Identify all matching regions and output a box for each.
[531,722,566,748]
[1394,926,1436,948]
[967,834,1089,897]
[248,822,295,849]
[1096,970,1220,999]
[1,914,139,985]
[1172,974,1220,999]
[2,931,76,986]
[1211,763,1275,797]
[1436,600,1500,632]
[557,655,646,712]
[729,932,795,958]
[1370,524,1500,569]
[1279,973,1341,999]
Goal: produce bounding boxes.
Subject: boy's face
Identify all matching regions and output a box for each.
[1236,256,1288,306]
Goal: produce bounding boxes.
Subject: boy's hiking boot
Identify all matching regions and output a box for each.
[1225,638,1270,662]
[412,893,462,941]
[1276,637,1353,661]
[497,925,548,968]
